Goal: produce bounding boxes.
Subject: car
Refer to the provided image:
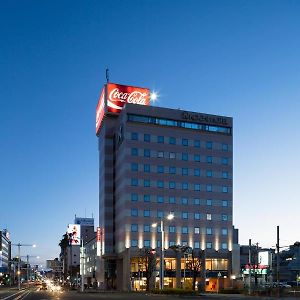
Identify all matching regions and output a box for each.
[40,282,47,290]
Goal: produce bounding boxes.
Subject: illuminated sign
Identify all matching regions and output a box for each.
[67,224,81,245]
[96,83,150,135]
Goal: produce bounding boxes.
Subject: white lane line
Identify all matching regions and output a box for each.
[1,290,25,300]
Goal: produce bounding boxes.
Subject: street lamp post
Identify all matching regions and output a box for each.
[152,213,174,290]
[12,243,36,290]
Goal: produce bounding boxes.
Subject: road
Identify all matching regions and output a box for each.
[1,288,299,300]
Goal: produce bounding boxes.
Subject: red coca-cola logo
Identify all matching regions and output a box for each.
[107,83,149,113]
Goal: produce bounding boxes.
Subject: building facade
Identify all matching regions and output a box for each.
[0,229,11,285]
[97,86,233,291]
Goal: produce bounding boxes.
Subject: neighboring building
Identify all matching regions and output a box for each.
[46,258,63,279]
[82,236,97,287]
[0,229,11,284]
[96,82,234,291]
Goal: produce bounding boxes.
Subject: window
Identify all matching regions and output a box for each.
[206,156,213,163]
[169,181,176,189]
[182,226,189,234]
[144,180,150,187]
[182,168,188,176]
[131,209,138,217]
[182,153,188,161]
[222,200,228,207]
[182,212,188,219]
[194,227,200,234]
[206,227,212,235]
[222,228,228,235]
[206,170,213,177]
[206,242,212,249]
[157,151,164,158]
[157,180,164,188]
[182,241,188,246]
[169,166,176,174]
[131,148,138,156]
[157,210,164,218]
[194,154,200,162]
[206,141,213,149]
[206,185,212,192]
[194,140,200,148]
[144,240,151,247]
[182,182,188,190]
[157,240,161,248]
[131,163,138,172]
[169,241,176,247]
[222,157,228,165]
[144,149,150,157]
[222,143,228,151]
[206,214,212,220]
[206,199,212,206]
[194,242,200,249]
[194,198,200,205]
[131,178,138,186]
[222,172,228,179]
[169,197,176,204]
[144,210,150,217]
[131,194,138,202]
[131,224,138,232]
[194,184,200,191]
[144,134,150,142]
[144,195,150,202]
[169,137,176,145]
[131,132,138,140]
[194,169,200,176]
[157,196,164,203]
[222,243,228,250]
[157,136,164,143]
[169,226,176,233]
[181,197,188,205]
[194,213,200,220]
[222,186,228,193]
[182,138,188,146]
[131,240,138,247]
[144,164,150,172]
[144,225,150,232]
[222,214,228,221]
[157,165,164,173]
[169,152,176,159]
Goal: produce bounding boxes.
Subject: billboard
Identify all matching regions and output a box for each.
[67,224,81,245]
[74,217,94,226]
[96,83,150,135]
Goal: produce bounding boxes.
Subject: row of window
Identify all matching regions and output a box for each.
[131,178,230,193]
[131,163,229,178]
[131,148,230,165]
[130,239,229,250]
[130,224,228,235]
[131,194,230,207]
[131,132,229,151]
[128,114,231,135]
[130,209,229,221]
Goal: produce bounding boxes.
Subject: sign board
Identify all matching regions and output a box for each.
[67,224,81,245]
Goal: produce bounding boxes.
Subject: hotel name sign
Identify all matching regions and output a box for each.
[181,111,229,126]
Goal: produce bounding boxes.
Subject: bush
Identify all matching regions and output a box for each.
[151,288,196,295]
[220,289,243,294]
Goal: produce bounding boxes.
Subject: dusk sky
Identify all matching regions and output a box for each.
[1,0,300,266]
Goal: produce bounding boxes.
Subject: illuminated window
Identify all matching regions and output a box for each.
[206,199,212,206]
[194,198,200,205]
[206,227,212,235]
[222,243,228,250]
[144,134,150,142]
[206,214,212,220]
[169,241,176,247]
[182,227,188,234]
[206,242,212,249]
[222,200,228,207]
[169,152,176,159]
[222,228,228,235]
[182,241,188,246]
[144,195,150,202]
[131,132,138,140]
[157,151,164,158]
[222,214,228,221]
[194,242,200,249]
[169,226,176,233]
[194,227,200,234]
[182,212,188,219]
[194,213,200,220]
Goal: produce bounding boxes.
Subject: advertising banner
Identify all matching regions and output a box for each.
[96,87,105,135]
[67,224,81,245]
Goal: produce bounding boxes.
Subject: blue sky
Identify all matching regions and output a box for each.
[1,0,300,264]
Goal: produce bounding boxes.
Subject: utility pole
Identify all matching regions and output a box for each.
[248,239,251,295]
[276,226,280,286]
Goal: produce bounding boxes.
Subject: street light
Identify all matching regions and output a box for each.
[152,213,174,290]
[12,243,36,290]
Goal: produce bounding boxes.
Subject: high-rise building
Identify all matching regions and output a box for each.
[96,83,234,291]
[0,229,11,284]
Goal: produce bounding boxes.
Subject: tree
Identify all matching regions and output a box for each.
[186,248,204,291]
[58,233,69,280]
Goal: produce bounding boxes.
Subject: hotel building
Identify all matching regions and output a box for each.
[96,83,234,291]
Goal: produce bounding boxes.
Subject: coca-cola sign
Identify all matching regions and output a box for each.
[107,83,150,113]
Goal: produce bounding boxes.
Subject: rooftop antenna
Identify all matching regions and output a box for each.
[106,68,109,83]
